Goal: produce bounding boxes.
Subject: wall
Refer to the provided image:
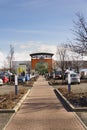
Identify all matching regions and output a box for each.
[31,58,52,72]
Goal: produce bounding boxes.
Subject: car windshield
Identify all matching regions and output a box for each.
[55,71,62,75]
[71,74,77,77]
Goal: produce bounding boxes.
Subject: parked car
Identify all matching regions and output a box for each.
[25,74,30,81]
[65,71,80,84]
[9,74,15,82]
[18,76,26,83]
[55,71,63,80]
[80,69,87,79]
[0,75,9,83]
[0,78,3,85]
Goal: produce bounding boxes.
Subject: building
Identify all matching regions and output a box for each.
[30,52,54,74]
[12,61,31,74]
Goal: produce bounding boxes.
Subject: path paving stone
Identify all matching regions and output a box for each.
[5,76,85,130]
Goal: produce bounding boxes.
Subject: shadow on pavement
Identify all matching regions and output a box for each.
[54,89,73,112]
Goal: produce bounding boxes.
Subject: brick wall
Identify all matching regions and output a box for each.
[31,58,52,72]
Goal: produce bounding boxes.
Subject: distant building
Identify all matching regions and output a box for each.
[30,52,54,74]
[12,61,31,74]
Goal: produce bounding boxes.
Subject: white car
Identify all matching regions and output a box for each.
[65,72,80,84]
[80,69,87,79]
[0,78,3,85]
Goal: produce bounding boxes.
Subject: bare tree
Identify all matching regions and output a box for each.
[71,53,82,72]
[7,44,14,72]
[56,44,69,81]
[69,13,87,55]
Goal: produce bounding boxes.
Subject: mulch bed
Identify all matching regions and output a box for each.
[58,88,87,107]
[0,77,38,109]
[0,88,28,109]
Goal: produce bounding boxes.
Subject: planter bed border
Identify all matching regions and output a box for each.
[54,89,87,112]
[0,89,31,113]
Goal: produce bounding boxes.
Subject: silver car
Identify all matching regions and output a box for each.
[65,72,80,84]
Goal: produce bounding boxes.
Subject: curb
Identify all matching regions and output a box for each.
[55,89,87,130]
[2,89,31,130]
[73,112,87,130]
[0,89,31,113]
[14,89,31,112]
[55,89,87,112]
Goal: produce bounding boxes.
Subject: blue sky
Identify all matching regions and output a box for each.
[0,0,87,64]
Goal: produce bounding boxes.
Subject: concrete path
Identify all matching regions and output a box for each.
[5,76,85,130]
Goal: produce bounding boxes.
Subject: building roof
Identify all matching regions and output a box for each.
[30,52,54,57]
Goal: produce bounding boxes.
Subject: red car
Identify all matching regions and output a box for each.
[0,75,9,83]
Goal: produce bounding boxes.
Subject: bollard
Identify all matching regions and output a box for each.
[68,71,71,94]
[68,84,71,94]
[15,75,18,95]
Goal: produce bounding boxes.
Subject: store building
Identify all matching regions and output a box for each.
[30,52,54,74]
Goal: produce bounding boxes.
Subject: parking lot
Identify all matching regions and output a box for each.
[0,81,34,130]
[51,79,87,93]
[57,82,87,93]
[0,84,30,95]
[0,81,87,98]
[0,80,87,129]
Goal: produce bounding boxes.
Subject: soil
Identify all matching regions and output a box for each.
[0,77,38,109]
[58,88,87,107]
[0,87,28,109]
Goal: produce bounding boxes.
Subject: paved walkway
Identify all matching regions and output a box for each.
[5,76,85,130]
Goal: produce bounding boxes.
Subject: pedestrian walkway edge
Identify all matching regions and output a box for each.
[55,88,87,130]
[2,89,31,130]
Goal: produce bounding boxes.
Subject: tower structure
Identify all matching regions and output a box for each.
[30,52,54,74]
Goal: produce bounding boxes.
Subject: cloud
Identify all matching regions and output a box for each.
[0,28,59,35]
[14,41,57,61]
[14,51,31,61]
[0,40,87,69]
[15,41,85,62]
[19,41,57,53]
[15,0,50,8]
[0,52,8,68]
[20,45,28,49]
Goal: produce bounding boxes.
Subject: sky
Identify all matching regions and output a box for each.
[0,0,87,68]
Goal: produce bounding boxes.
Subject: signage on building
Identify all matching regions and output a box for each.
[17,64,26,75]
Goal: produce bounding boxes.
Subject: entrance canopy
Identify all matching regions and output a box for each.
[30,52,54,59]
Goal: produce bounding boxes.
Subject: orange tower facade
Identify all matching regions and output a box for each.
[30,52,54,73]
